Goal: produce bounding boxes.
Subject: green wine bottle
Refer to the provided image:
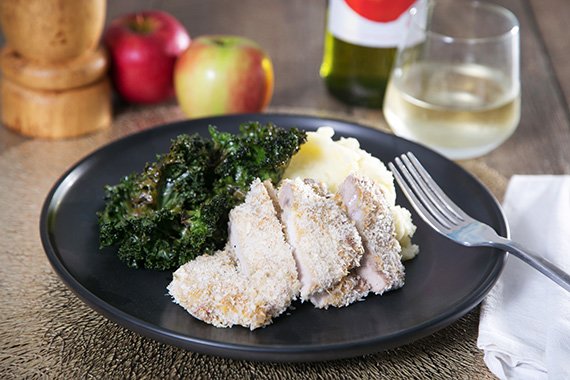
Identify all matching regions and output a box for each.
[320,0,416,108]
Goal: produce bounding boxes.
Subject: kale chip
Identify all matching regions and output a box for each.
[98,122,306,270]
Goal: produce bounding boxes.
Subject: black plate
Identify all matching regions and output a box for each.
[40,114,507,362]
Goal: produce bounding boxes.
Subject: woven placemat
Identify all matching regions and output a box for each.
[0,105,506,379]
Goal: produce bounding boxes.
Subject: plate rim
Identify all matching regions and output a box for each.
[39,113,508,362]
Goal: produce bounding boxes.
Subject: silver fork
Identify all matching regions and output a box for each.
[388,152,570,293]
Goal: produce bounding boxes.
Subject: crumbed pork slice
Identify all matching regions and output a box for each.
[168,179,299,330]
[302,178,329,196]
[309,174,406,309]
[167,249,251,328]
[228,179,300,322]
[309,273,369,309]
[338,174,405,294]
[278,178,364,301]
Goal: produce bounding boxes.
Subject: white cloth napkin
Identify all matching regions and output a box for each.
[477,175,570,380]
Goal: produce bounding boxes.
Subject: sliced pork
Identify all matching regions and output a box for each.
[338,174,405,294]
[309,174,405,309]
[167,249,249,328]
[169,174,412,328]
[278,178,364,300]
[168,179,299,330]
[228,180,300,319]
[309,273,369,309]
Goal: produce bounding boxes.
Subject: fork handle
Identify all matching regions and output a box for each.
[494,237,570,293]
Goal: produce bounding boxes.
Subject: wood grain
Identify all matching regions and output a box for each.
[1,0,570,376]
[99,0,570,176]
[0,46,108,91]
[1,77,112,139]
[482,0,570,175]
[528,0,570,114]
[0,0,106,63]
[1,0,566,173]
[0,104,498,380]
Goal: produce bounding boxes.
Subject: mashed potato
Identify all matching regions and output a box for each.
[283,127,419,260]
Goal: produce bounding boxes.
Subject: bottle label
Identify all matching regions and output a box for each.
[328,0,417,48]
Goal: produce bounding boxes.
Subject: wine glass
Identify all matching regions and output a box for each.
[383,0,520,160]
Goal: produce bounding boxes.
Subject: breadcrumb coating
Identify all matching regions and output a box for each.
[339,174,405,294]
[169,174,414,328]
[309,174,406,309]
[168,179,299,330]
[278,178,364,301]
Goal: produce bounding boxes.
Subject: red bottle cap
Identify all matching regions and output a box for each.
[345,0,416,22]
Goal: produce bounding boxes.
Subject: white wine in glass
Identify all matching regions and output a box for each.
[383,0,521,160]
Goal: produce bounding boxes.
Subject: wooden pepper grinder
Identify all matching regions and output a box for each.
[0,0,111,139]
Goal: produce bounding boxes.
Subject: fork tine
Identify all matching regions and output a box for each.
[405,152,469,221]
[388,160,451,232]
[394,155,570,294]
[393,157,455,229]
[400,154,463,226]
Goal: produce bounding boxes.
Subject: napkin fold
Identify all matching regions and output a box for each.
[478,175,570,380]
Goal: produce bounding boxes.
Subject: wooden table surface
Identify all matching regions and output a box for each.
[1,0,569,378]
[99,0,570,177]
[2,0,569,173]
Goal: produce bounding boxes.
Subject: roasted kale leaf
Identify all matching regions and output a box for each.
[98,122,306,270]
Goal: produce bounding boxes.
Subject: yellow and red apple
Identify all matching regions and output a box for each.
[174,35,274,118]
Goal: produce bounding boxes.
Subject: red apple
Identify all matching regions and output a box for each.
[174,35,274,118]
[104,11,190,104]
